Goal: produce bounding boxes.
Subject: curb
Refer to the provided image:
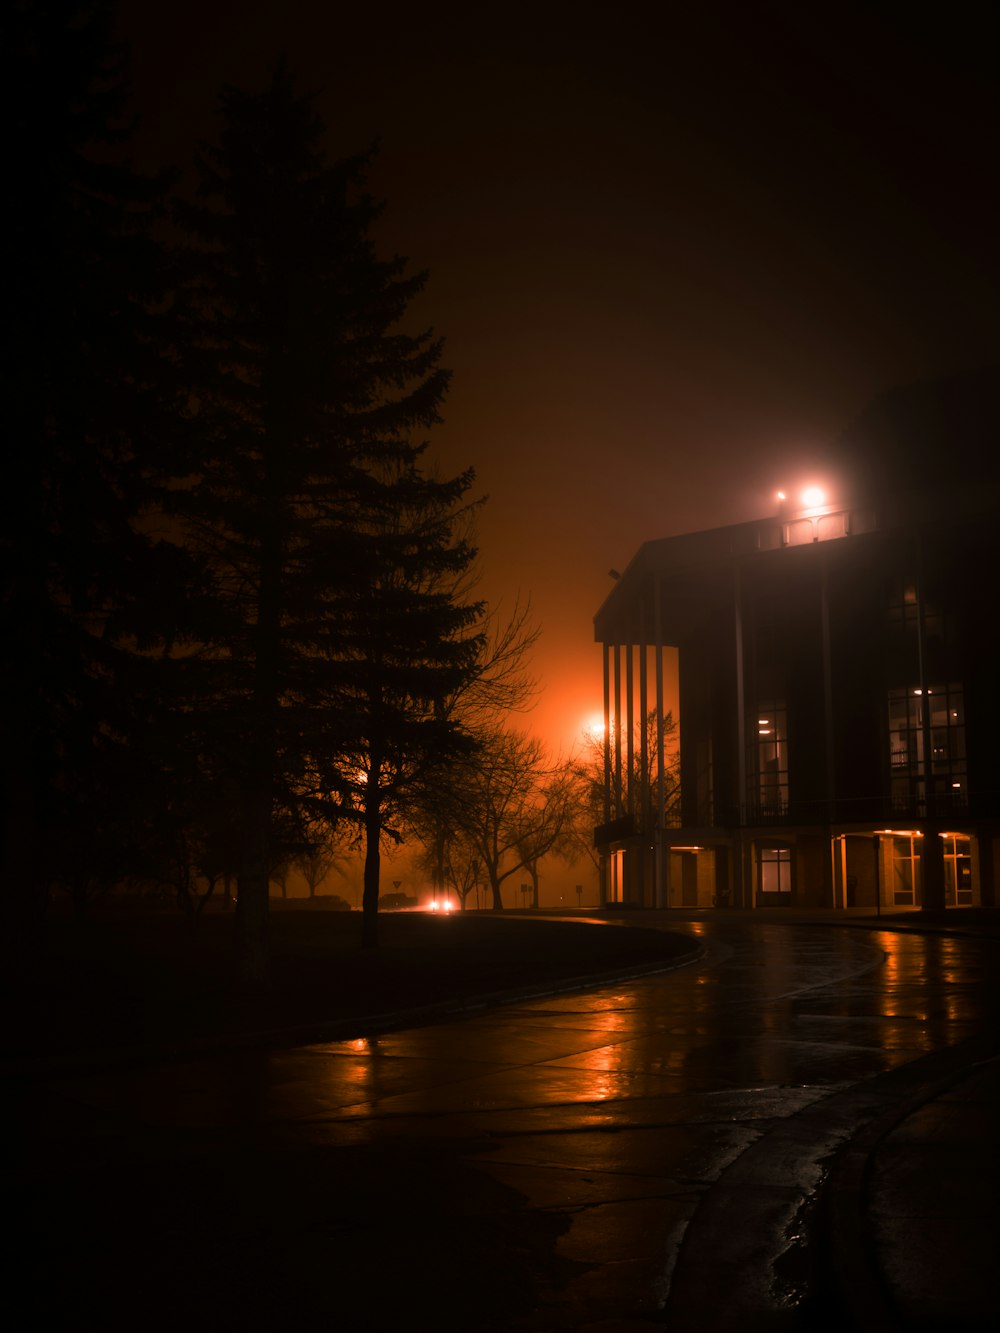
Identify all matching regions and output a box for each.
[665,1031,1000,1332]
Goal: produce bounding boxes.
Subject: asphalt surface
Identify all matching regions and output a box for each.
[10,909,1000,1331]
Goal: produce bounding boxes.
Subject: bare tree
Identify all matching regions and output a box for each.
[564,710,681,875]
[298,840,348,900]
[513,768,576,907]
[441,599,539,730]
[414,823,481,909]
[405,599,540,911]
[431,728,566,911]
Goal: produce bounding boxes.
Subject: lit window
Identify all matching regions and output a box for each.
[759,846,792,895]
[750,701,787,819]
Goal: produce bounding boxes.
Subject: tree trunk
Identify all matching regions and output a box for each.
[236,784,272,986]
[3,703,50,970]
[235,871,270,983]
[362,775,382,948]
[235,526,281,984]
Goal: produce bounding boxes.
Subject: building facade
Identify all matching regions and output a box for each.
[593,460,1000,913]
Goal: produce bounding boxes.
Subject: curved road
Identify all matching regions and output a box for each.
[17,915,1000,1330]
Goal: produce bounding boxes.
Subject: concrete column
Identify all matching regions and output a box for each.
[975,826,996,907]
[733,562,747,906]
[921,827,946,911]
[654,574,666,906]
[820,552,836,907]
[613,643,623,819]
[626,641,635,821]
[602,643,611,825]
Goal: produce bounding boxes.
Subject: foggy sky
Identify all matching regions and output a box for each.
[116,0,1000,754]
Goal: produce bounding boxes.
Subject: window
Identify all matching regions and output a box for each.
[758,846,792,897]
[782,511,848,545]
[750,701,788,819]
[888,685,967,817]
[889,833,919,906]
[943,833,973,906]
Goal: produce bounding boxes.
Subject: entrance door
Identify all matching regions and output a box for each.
[758,846,792,905]
[681,852,699,907]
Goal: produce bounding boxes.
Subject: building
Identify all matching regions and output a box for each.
[593,371,1000,912]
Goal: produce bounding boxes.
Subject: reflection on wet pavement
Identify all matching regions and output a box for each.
[20,919,1000,1330]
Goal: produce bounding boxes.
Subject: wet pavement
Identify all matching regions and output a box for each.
[10,914,1000,1330]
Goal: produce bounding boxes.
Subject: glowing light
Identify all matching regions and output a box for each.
[801,485,826,508]
[583,714,606,740]
[428,898,455,913]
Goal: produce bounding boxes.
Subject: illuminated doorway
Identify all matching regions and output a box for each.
[942,833,974,906]
[757,845,792,905]
[609,849,624,903]
[889,832,920,906]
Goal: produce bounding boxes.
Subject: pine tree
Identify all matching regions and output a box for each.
[170,65,476,975]
[321,463,486,947]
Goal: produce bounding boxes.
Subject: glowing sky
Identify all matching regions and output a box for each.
[116,0,1000,757]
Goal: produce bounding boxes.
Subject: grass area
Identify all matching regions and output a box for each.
[3,902,699,1068]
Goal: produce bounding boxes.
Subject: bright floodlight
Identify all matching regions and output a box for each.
[801,485,826,508]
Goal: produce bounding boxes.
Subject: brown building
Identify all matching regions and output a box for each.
[593,371,1000,912]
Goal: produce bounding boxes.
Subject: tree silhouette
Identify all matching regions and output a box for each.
[2,0,177,945]
[430,728,564,911]
[564,710,680,879]
[168,65,473,974]
[317,463,486,946]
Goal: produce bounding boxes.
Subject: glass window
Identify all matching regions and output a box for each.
[887,685,966,817]
[890,834,918,905]
[943,834,973,907]
[750,701,788,819]
[759,846,792,895]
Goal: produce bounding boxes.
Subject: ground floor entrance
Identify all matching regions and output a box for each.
[603,826,992,910]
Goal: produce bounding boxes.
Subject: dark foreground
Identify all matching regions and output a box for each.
[8,909,1000,1332]
[3,903,698,1068]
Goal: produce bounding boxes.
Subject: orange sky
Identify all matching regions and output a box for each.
[118,0,1000,759]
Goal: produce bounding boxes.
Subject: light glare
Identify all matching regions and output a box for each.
[584,714,605,740]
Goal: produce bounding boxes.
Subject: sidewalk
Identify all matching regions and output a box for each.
[662,908,1000,1331]
[809,907,1000,1329]
[818,1044,1000,1331]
